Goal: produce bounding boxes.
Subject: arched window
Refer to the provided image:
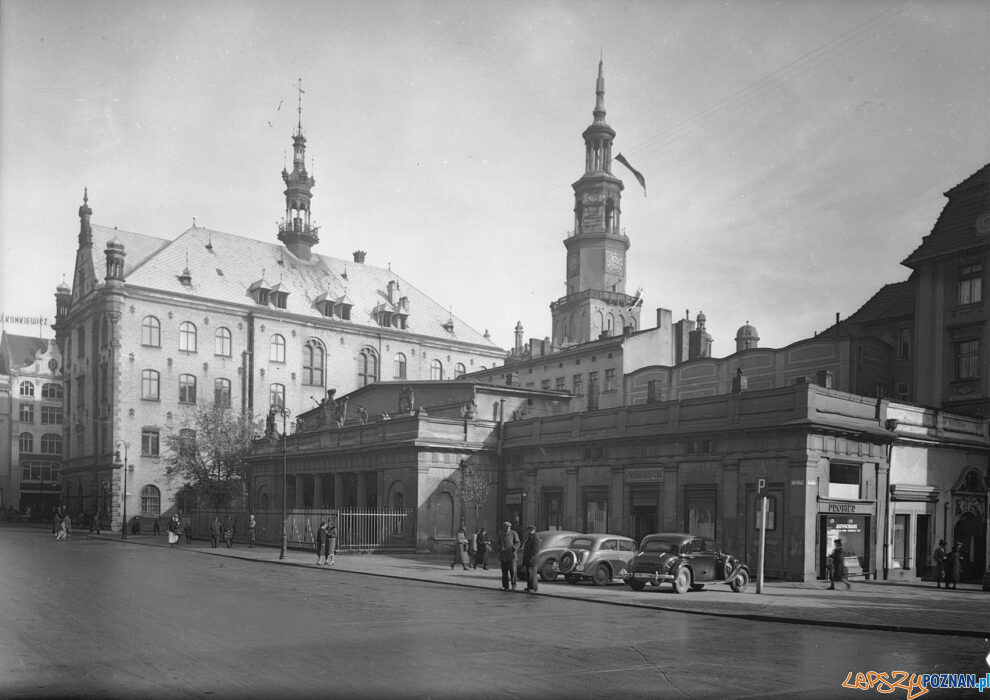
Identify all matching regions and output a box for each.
[454,362,466,379]
[19,432,33,453]
[430,359,443,380]
[179,374,197,404]
[178,322,197,352]
[140,485,161,517]
[214,378,231,408]
[302,339,325,386]
[19,381,34,397]
[358,347,378,387]
[40,433,62,455]
[142,316,161,347]
[214,327,232,357]
[141,370,160,400]
[270,334,286,363]
[393,353,407,380]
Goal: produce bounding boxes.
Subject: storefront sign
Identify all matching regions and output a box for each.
[821,501,873,515]
[505,493,522,504]
[625,468,664,483]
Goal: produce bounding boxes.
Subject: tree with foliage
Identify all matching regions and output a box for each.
[163,406,261,509]
[458,457,497,530]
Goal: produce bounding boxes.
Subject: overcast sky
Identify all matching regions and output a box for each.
[2,0,988,356]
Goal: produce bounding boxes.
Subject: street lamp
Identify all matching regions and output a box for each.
[269,406,292,560]
[114,440,130,540]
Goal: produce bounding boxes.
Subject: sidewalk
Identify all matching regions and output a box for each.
[99,532,986,638]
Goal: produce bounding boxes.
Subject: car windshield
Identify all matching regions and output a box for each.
[643,539,678,554]
[546,535,575,549]
[570,538,594,550]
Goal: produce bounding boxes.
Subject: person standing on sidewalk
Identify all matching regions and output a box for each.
[153,517,161,536]
[495,521,520,591]
[474,528,489,570]
[325,519,337,566]
[315,521,328,566]
[451,527,469,570]
[945,541,964,590]
[166,514,180,547]
[248,514,257,548]
[933,539,948,588]
[210,515,221,548]
[223,515,235,548]
[522,526,539,594]
[828,538,851,590]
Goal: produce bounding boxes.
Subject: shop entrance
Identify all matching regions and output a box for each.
[629,486,659,540]
[819,514,871,580]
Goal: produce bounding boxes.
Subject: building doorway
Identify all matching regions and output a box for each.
[953,512,986,582]
[629,486,659,540]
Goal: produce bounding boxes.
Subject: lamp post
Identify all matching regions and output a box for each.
[114,440,130,540]
[269,406,291,560]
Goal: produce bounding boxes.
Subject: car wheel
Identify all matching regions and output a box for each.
[730,569,750,593]
[672,567,691,594]
[628,580,646,592]
[540,559,558,582]
[592,564,611,586]
[558,551,576,574]
[690,584,705,591]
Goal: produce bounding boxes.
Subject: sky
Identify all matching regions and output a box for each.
[1,0,988,357]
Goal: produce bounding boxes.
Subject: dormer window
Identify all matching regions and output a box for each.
[272,291,288,309]
[258,289,269,305]
[317,293,353,321]
[249,277,271,306]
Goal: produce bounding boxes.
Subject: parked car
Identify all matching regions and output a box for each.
[518,530,581,582]
[556,534,637,585]
[622,532,750,594]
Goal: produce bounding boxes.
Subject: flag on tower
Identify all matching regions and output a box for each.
[627,287,644,312]
[615,153,646,196]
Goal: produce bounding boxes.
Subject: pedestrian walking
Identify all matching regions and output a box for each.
[325,519,337,566]
[153,517,161,536]
[183,519,193,544]
[827,538,851,590]
[55,515,67,541]
[933,539,947,588]
[166,514,180,547]
[945,541,964,589]
[495,521,520,591]
[210,515,221,548]
[223,515,235,548]
[63,513,72,539]
[473,528,489,570]
[248,514,257,548]
[90,509,102,535]
[52,510,61,536]
[522,525,539,593]
[451,526,469,570]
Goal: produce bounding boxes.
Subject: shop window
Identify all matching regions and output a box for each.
[685,488,716,539]
[828,463,861,500]
[584,491,608,533]
[542,491,563,531]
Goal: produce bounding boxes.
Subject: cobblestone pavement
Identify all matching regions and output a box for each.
[99,532,987,638]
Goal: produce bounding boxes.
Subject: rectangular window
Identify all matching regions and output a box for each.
[41,383,63,399]
[897,328,911,360]
[555,377,565,391]
[572,374,584,397]
[828,462,861,500]
[142,430,160,457]
[19,403,34,423]
[685,488,717,539]
[892,514,909,569]
[541,490,563,531]
[584,493,608,533]
[541,379,551,390]
[141,370,160,401]
[588,371,599,395]
[179,375,197,404]
[957,263,982,305]
[41,405,62,425]
[954,339,980,379]
[896,382,910,401]
[214,378,231,408]
[604,368,616,392]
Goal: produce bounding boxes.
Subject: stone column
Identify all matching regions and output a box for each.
[610,466,624,534]
[356,472,368,510]
[313,475,324,510]
[565,467,579,531]
[294,475,305,509]
[663,464,679,531]
[334,473,344,509]
[524,469,538,528]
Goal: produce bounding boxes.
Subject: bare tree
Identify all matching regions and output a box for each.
[458,458,496,531]
[163,406,260,510]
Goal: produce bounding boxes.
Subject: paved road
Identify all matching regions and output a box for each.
[1,527,986,699]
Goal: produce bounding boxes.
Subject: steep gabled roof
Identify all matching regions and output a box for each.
[93,224,496,348]
[818,280,914,338]
[902,163,990,267]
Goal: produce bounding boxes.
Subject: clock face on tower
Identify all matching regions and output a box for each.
[605,251,623,274]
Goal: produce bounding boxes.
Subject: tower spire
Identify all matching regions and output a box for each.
[278,79,319,260]
[593,58,606,124]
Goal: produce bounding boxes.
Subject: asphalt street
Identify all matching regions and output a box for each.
[0,525,986,699]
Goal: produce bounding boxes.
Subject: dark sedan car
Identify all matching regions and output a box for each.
[622,532,750,594]
[518,530,581,583]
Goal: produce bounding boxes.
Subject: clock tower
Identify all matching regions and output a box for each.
[551,61,641,347]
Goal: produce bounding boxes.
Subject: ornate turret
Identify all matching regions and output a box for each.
[735,322,760,352]
[105,238,126,283]
[277,79,319,261]
[54,277,72,323]
[78,187,93,247]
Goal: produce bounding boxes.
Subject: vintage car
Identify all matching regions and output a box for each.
[556,534,637,586]
[519,530,581,582]
[622,532,750,594]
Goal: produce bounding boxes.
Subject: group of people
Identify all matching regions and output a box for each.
[315,519,337,566]
[451,522,542,594]
[933,539,965,589]
[52,508,71,541]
